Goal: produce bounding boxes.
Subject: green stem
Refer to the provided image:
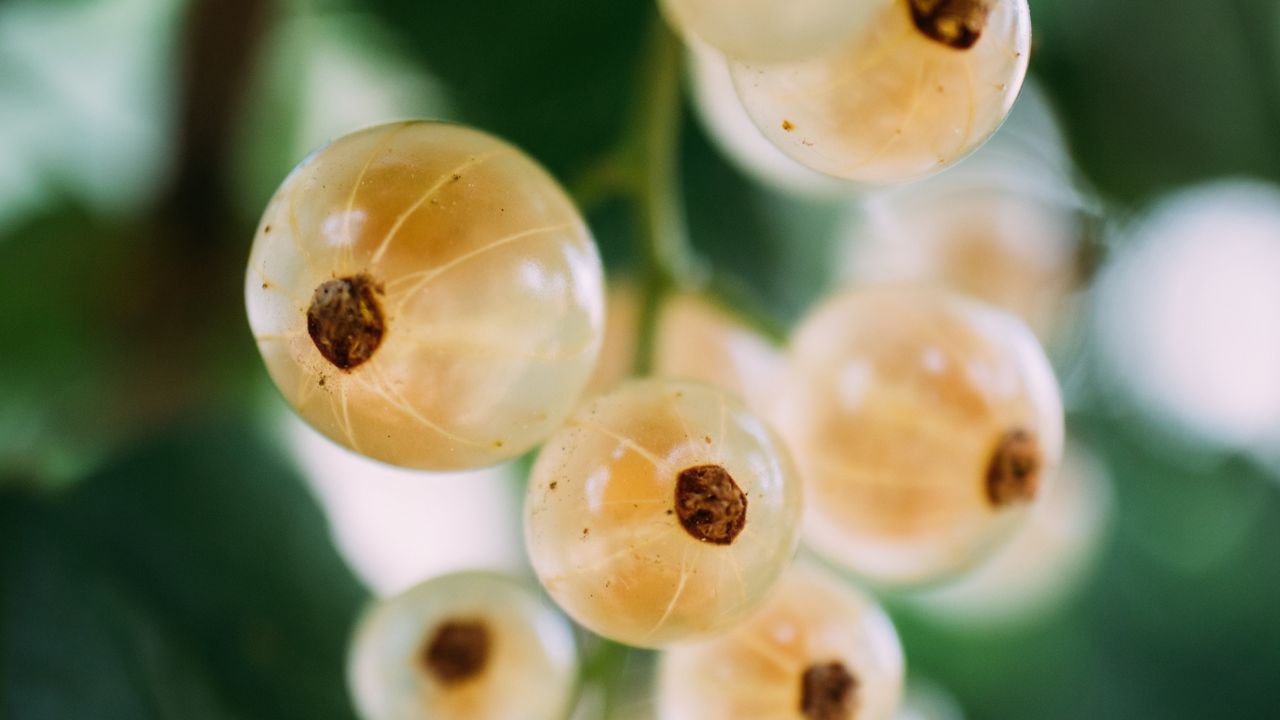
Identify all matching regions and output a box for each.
[619,17,698,375]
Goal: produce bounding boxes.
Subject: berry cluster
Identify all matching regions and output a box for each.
[244,2,1062,718]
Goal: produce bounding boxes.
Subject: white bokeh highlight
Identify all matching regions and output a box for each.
[1093,180,1280,450]
[286,415,525,597]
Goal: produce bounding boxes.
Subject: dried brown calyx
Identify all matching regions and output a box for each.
[422,619,491,686]
[908,0,993,50]
[306,273,385,370]
[674,464,747,545]
[985,428,1042,507]
[800,661,859,720]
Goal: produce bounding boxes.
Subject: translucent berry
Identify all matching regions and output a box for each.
[662,0,888,63]
[687,42,845,197]
[657,564,904,720]
[584,280,642,397]
[731,0,1031,184]
[525,378,802,647]
[775,287,1063,586]
[654,291,784,417]
[845,171,1084,343]
[245,121,604,471]
[348,572,577,720]
[911,441,1112,625]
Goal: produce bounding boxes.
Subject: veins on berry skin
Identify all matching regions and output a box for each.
[908,0,993,50]
[674,464,747,545]
[422,619,491,686]
[306,273,386,370]
[800,661,859,720]
[985,428,1042,507]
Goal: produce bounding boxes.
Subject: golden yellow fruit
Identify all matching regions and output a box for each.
[732,0,1031,183]
[657,564,905,720]
[525,379,802,647]
[776,287,1063,586]
[245,121,604,470]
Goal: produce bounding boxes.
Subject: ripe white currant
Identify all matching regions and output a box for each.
[583,280,642,397]
[657,564,905,720]
[910,441,1112,625]
[731,0,1031,184]
[524,378,802,648]
[846,176,1084,342]
[245,121,605,471]
[348,572,577,720]
[686,41,846,197]
[775,287,1063,586]
[662,0,887,64]
[654,291,784,417]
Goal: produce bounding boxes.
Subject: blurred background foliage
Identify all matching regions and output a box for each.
[2,0,1279,718]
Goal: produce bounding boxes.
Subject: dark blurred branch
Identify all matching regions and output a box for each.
[118,0,276,427]
[162,0,275,231]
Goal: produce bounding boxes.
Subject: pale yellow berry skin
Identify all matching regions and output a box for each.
[776,288,1063,587]
[245,121,604,471]
[657,564,905,720]
[654,292,784,417]
[348,572,577,720]
[583,280,642,397]
[848,181,1083,342]
[910,441,1112,625]
[731,0,1031,184]
[525,379,802,648]
[662,0,889,63]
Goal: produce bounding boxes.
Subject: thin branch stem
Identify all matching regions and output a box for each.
[617,17,699,375]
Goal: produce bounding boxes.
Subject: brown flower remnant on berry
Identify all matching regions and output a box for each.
[422,619,491,686]
[985,428,1041,507]
[800,661,858,720]
[674,464,747,545]
[908,0,993,50]
[782,119,796,132]
[307,274,385,370]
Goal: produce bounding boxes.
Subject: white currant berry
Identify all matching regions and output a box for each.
[910,441,1111,625]
[776,287,1063,586]
[845,176,1084,342]
[348,572,577,720]
[245,121,605,471]
[654,291,785,417]
[525,378,802,648]
[686,42,846,197]
[731,0,1031,184]
[583,280,642,397]
[657,564,904,720]
[662,0,888,64]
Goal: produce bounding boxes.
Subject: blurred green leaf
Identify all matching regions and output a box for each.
[1,419,366,720]
[362,0,650,179]
[1032,0,1280,203]
[1,501,240,720]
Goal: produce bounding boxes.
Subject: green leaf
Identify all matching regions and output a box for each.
[1031,0,1280,203]
[1,419,366,720]
[1,501,239,720]
[361,0,651,178]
